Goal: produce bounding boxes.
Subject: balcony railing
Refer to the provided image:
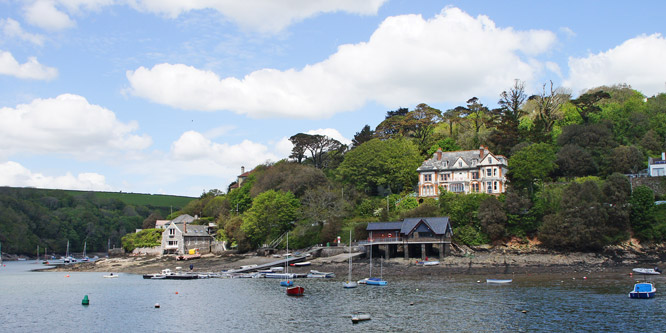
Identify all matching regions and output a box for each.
[358,236,450,244]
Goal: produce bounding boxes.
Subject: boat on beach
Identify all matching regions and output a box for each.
[417,260,439,266]
[632,267,662,275]
[290,261,311,267]
[629,282,656,299]
[486,279,513,284]
[307,270,335,278]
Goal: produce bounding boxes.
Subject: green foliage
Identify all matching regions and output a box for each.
[337,138,422,194]
[426,138,461,156]
[69,190,194,208]
[630,185,656,240]
[241,190,300,248]
[121,228,163,252]
[453,225,488,246]
[439,191,491,228]
[508,143,557,192]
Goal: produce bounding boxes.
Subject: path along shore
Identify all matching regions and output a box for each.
[43,246,666,277]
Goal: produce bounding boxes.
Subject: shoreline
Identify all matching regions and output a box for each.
[40,249,665,277]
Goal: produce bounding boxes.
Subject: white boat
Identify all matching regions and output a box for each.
[291,261,311,267]
[632,267,662,275]
[351,313,371,324]
[417,260,440,266]
[343,230,358,289]
[280,233,294,287]
[103,273,119,278]
[486,279,513,284]
[307,270,335,278]
[239,264,258,270]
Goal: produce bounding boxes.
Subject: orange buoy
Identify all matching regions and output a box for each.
[65,274,70,277]
[175,291,178,294]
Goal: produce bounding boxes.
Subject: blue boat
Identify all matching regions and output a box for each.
[280,280,294,287]
[366,277,387,286]
[629,282,656,299]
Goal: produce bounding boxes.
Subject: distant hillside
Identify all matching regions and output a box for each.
[60,189,195,209]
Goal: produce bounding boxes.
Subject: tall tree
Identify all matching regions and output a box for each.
[571,90,611,124]
[352,125,375,148]
[527,81,569,142]
[508,143,557,194]
[489,80,527,155]
[458,97,490,147]
[241,190,300,248]
[288,133,342,169]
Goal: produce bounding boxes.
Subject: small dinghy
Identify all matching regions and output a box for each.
[486,279,512,284]
[351,313,371,324]
[103,273,119,278]
[629,282,656,299]
[632,267,662,275]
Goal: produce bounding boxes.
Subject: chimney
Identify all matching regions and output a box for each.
[436,148,442,161]
[241,166,245,174]
[184,221,187,234]
[479,146,485,159]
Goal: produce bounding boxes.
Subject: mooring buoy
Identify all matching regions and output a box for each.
[82,295,89,306]
[155,303,160,308]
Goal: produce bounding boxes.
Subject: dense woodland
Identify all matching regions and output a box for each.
[165,82,666,252]
[4,82,666,255]
[0,187,191,255]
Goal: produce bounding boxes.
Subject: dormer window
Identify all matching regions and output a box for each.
[488,157,493,163]
[472,159,478,166]
[458,161,462,167]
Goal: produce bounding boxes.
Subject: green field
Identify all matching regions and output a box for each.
[57,188,194,209]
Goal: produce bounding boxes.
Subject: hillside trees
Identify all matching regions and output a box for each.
[240,190,300,248]
[336,138,422,195]
[289,133,343,169]
[489,80,528,156]
[507,143,557,194]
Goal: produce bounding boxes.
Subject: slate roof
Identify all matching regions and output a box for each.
[366,217,452,236]
[171,214,195,224]
[178,224,212,237]
[417,147,506,172]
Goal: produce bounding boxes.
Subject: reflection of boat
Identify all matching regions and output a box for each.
[486,279,513,284]
[632,267,662,275]
[417,260,439,266]
[343,230,358,289]
[351,313,371,324]
[629,282,656,299]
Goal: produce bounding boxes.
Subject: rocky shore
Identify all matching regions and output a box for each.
[43,245,666,277]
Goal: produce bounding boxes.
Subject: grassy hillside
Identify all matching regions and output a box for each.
[12,187,194,209]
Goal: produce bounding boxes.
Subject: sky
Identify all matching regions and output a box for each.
[1,0,665,197]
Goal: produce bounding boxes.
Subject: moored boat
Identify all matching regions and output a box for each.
[307,270,335,278]
[632,267,662,275]
[629,282,656,299]
[103,273,119,278]
[486,279,513,284]
[417,260,439,266]
[290,261,311,267]
[366,277,387,286]
[343,230,358,289]
[351,313,371,323]
[286,285,304,296]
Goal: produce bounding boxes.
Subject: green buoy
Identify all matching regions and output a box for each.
[82,295,89,306]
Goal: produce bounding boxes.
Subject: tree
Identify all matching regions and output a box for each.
[507,143,557,194]
[289,133,343,169]
[489,80,528,155]
[300,186,348,227]
[571,90,611,124]
[426,137,461,156]
[352,125,374,148]
[478,196,507,241]
[441,108,462,137]
[141,212,163,229]
[609,145,645,174]
[241,190,300,248]
[458,97,490,147]
[556,144,598,178]
[250,161,328,198]
[602,173,631,242]
[336,138,422,195]
[526,81,569,141]
[630,185,656,240]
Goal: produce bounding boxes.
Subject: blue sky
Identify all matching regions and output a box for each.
[1,0,665,197]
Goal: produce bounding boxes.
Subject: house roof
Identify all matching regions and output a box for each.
[171,214,195,224]
[366,217,452,236]
[179,224,212,237]
[401,217,451,235]
[366,222,403,231]
[417,147,507,172]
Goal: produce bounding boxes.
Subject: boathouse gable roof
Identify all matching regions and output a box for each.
[366,217,452,236]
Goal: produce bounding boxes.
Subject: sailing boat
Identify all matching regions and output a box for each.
[343,230,357,288]
[285,233,304,296]
[82,241,89,261]
[365,240,387,286]
[64,240,75,263]
[280,233,293,287]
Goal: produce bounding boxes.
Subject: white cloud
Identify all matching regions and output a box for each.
[127,0,387,33]
[24,0,76,31]
[0,94,152,157]
[1,18,46,46]
[170,130,278,164]
[0,51,58,80]
[127,7,557,118]
[305,128,352,145]
[0,161,113,191]
[560,27,576,38]
[564,34,666,96]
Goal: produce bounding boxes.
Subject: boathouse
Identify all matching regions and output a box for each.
[364,217,453,260]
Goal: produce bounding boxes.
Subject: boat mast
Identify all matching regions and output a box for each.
[348,230,352,282]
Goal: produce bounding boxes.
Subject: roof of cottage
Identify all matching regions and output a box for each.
[171,214,195,224]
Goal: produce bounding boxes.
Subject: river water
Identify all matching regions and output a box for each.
[0,261,664,332]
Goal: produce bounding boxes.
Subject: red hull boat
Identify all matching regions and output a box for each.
[286,286,304,296]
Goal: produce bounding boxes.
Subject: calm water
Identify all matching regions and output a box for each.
[1,261,664,332]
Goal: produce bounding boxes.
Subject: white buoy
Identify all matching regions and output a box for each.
[155,303,160,308]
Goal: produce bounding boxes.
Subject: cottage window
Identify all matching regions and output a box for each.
[471,171,478,179]
[487,182,493,193]
[489,157,493,163]
[458,161,462,167]
[486,168,492,177]
[169,228,175,235]
[494,182,498,191]
[451,183,464,193]
[493,168,497,176]
[424,174,432,182]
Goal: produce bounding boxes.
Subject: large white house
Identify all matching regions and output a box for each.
[417,146,508,197]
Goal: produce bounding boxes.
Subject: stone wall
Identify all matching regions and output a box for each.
[131,246,161,256]
[211,241,227,254]
[631,177,666,196]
